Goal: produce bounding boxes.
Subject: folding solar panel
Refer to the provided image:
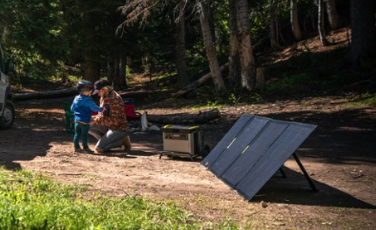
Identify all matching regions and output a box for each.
[202,115,317,201]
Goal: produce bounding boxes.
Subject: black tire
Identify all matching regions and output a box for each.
[0,101,15,129]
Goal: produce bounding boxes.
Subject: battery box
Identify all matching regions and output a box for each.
[161,125,201,158]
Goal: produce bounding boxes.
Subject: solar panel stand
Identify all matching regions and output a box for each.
[279,167,287,178]
[292,152,318,192]
[203,115,318,201]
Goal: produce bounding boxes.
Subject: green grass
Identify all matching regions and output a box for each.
[344,92,376,108]
[265,73,314,92]
[0,167,241,230]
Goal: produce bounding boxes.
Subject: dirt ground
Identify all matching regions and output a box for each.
[0,90,375,229]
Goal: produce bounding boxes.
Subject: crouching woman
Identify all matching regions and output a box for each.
[90,79,131,153]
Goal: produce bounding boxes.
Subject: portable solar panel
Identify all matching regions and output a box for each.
[202,115,317,201]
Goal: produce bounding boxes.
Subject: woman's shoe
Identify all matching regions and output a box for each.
[95,147,104,153]
[122,136,132,152]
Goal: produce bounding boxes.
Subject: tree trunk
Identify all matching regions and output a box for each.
[228,0,241,86]
[175,6,190,88]
[120,56,127,88]
[290,0,302,41]
[208,0,216,46]
[84,56,100,83]
[197,0,226,92]
[236,0,256,91]
[256,68,265,91]
[107,55,115,83]
[269,0,281,48]
[350,0,376,63]
[318,0,329,46]
[326,0,340,30]
[82,2,100,83]
[113,57,120,90]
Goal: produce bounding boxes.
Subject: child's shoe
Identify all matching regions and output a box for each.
[82,147,94,153]
[74,147,83,153]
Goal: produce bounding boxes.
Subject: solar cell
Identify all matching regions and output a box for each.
[210,117,269,177]
[222,121,288,187]
[202,115,253,167]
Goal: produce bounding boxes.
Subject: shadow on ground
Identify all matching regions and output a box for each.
[252,166,376,209]
[0,126,69,170]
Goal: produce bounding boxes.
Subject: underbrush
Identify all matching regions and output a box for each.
[264,46,376,97]
[0,167,242,229]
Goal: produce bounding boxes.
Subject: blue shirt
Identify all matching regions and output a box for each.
[71,94,103,123]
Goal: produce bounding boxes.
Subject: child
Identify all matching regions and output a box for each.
[71,80,103,153]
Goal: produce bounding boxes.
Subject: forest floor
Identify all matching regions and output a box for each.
[1,28,376,229]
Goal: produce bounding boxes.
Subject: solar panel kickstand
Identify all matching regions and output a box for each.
[279,167,287,178]
[292,152,318,192]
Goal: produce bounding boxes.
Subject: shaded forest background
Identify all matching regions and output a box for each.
[0,0,375,101]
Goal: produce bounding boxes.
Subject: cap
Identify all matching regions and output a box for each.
[76,80,93,93]
[92,79,110,95]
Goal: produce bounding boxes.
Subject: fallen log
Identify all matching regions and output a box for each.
[147,108,220,124]
[173,63,229,97]
[14,88,78,101]
[186,63,229,91]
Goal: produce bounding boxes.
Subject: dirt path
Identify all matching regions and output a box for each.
[1,95,376,229]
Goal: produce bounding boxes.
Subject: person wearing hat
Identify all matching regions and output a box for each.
[71,80,104,153]
[89,79,131,153]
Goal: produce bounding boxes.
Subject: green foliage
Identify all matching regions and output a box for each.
[264,44,376,94]
[359,93,376,105]
[0,0,362,99]
[213,1,230,58]
[126,65,132,79]
[187,86,263,110]
[345,92,376,107]
[146,72,178,90]
[249,2,270,42]
[0,167,243,229]
[266,73,313,91]
[0,0,68,79]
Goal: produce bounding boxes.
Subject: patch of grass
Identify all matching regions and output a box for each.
[0,167,243,229]
[186,86,263,110]
[344,92,376,108]
[266,73,314,92]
